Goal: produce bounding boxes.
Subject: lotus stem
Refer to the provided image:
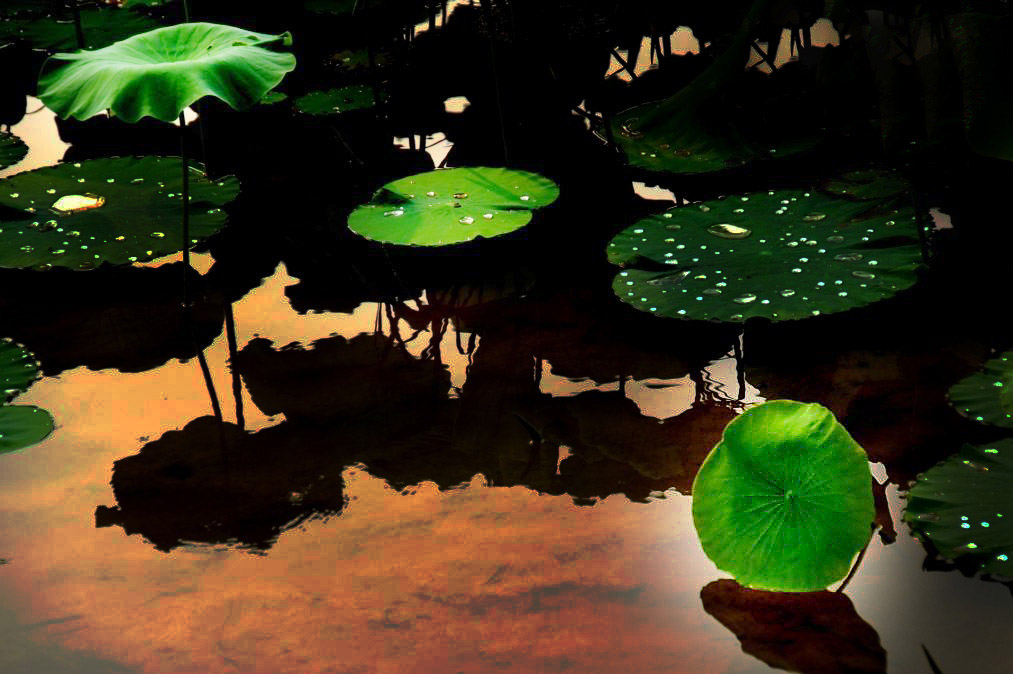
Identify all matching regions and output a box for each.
[180,112,191,305]
[224,304,245,431]
[70,0,85,49]
[195,342,223,422]
[477,0,509,162]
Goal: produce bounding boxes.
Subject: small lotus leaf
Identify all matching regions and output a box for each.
[0,405,54,455]
[348,167,560,246]
[607,189,922,322]
[0,133,28,171]
[294,85,377,116]
[37,22,296,123]
[948,351,1013,428]
[692,400,875,592]
[904,439,1013,578]
[0,156,239,270]
[0,7,161,51]
[1,338,40,402]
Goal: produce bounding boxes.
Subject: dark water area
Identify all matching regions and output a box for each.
[3,2,1013,672]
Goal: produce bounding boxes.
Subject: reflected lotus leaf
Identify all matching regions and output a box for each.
[37,22,295,123]
[0,156,238,270]
[0,405,54,455]
[701,579,886,674]
[948,350,1013,429]
[0,338,40,402]
[0,7,160,51]
[692,401,874,591]
[0,133,28,171]
[607,189,922,322]
[347,167,560,246]
[904,438,1013,579]
[294,85,377,116]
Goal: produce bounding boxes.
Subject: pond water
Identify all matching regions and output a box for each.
[2,6,1013,672]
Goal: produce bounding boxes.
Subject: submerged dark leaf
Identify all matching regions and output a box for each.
[0,7,161,51]
[294,85,377,116]
[948,350,1013,429]
[0,133,28,171]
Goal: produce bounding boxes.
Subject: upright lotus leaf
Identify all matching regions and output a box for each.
[37,22,296,123]
[0,156,238,270]
[692,400,875,592]
[904,439,1013,579]
[0,405,54,455]
[948,351,1013,428]
[294,85,377,116]
[348,167,560,246]
[0,7,161,51]
[608,189,922,322]
[1,338,40,402]
[0,133,28,171]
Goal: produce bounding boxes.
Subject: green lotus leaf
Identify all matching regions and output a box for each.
[260,90,289,105]
[0,156,239,270]
[824,169,909,201]
[0,405,54,455]
[0,7,161,51]
[0,133,28,171]
[294,85,377,116]
[904,439,1013,578]
[347,167,560,246]
[692,400,875,592]
[947,351,1013,428]
[37,22,296,124]
[1,338,40,403]
[607,189,923,322]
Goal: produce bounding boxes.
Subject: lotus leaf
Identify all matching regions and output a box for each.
[948,351,1013,428]
[904,439,1013,578]
[824,169,909,201]
[1,338,40,402]
[294,85,377,116]
[0,133,28,171]
[347,167,560,246]
[0,405,54,455]
[607,189,922,322]
[0,7,161,51]
[0,156,239,270]
[692,400,875,592]
[37,22,296,124]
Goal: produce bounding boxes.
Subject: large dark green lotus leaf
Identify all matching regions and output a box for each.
[38,22,296,123]
[348,167,560,246]
[294,85,377,116]
[948,351,1013,429]
[701,580,886,674]
[692,400,875,592]
[608,189,922,322]
[0,156,239,270]
[1,338,40,402]
[0,405,54,455]
[0,133,28,171]
[904,439,1013,578]
[824,169,909,201]
[0,8,161,51]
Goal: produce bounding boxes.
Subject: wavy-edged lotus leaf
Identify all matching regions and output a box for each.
[824,169,909,201]
[608,189,922,322]
[0,405,54,455]
[904,439,1013,578]
[701,579,887,674]
[348,167,560,246]
[692,400,875,592]
[0,7,161,51]
[0,156,239,270]
[294,85,377,116]
[948,351,1013,428]
[1,338,40,402]
[0,133,28,171]
[37,22,296,124]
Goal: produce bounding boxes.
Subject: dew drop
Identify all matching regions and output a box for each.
[520,195,530,201]
[707,223,751,240]
[151,232,166,238]
[733,293,757,304]
[852,270,876,280]
[802,212,827,222]
[780,289,795,297]
[459,216,475,225]
[482,213,494,219]
[834,252,863,262]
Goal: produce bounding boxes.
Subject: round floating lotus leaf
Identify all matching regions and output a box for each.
[607,189,922,322]
[0,156,239,270]
[904,439,1013,578]
[0,133,28,171]
[37,22,296,123]
[259,90,288,105]
[692,400,875,592]
[824,169,908,201]
[294,85,377,116]
[948,351,1013,428]
[0,7,161,51]
[348,167,560,246]
[0,405,54,455]
[1,338,40,402]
